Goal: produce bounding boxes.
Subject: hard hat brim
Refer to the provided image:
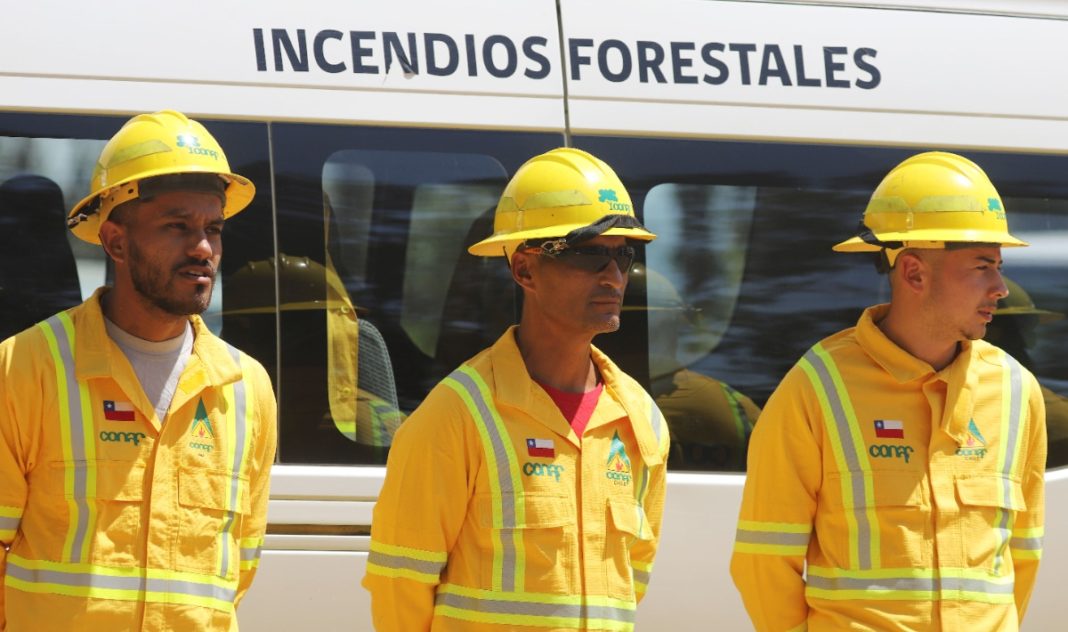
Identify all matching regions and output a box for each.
[468,223,656,257]
[833,229,1028,252]
[994,305,1065,324]
[68,167,255,245]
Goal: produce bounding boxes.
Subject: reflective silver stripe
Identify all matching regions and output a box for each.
[807,573,1014,595]
[647,395,663,444]
[1010,536,1043,551]
[43,314,92,563]
[0,516,20,531]
[802,347,872,570]
[994,355,1024,572]
[735,528,811,547]
[447,369,519,592]
[632,568,650,586]
[240,545,262,561]
[367,550,447,576]
[435,592,637,623]
[6,561,237,603]
[220,345,248,579]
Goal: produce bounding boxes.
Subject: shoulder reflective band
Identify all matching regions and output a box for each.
[0,505,22,541]
[805,565,1015,604]
[733,520,811,557]
[443,365,526,593]
[366,541,447,585]
[994,352,1027,574]
[38,312,97,564]
[798,343,879,570]
[435,583,636,631]
[5,554,237,612]
[217,345,251,580]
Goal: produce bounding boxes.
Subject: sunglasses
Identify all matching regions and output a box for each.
[539,245,636,273]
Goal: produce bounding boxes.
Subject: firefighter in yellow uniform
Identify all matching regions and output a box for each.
[0,111,277,631]
[731,152,1046,631]
[363,148,670,631]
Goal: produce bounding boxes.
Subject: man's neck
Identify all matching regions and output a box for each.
[877,303,959,371]
[101,286,190,342]
[515,322,598,393]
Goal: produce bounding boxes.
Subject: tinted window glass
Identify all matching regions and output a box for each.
[576,136,1068,472]
[272,124,562,464]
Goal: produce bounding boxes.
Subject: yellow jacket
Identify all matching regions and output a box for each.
[0,289,277,631]
[363,327,670,631]
[731,305,1046,632]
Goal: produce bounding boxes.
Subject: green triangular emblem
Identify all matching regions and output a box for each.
[191,399,215,439]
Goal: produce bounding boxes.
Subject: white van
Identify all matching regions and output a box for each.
[2,0,1067,629]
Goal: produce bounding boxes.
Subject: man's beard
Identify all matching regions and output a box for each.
[128,242,213,316]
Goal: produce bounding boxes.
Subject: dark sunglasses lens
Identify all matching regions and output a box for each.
[557,246,635,272]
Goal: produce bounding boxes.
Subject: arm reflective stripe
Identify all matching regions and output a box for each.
[366,541,447,584]
[805,566,1015,603]
[631,560,652,592]
[239,536,263,571]
[0,506,21,538]
[994,353,1026,574]
[443,366,526,593]
[799,345,879,570]
[435,584,635,630]
[39,313,97,564]
[734,526,811,556]
[1010,525,1043,559]
[5,554,237,612]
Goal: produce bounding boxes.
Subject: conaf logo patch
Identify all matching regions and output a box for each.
[606,431,632,485]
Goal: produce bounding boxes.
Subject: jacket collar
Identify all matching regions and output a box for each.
[487,326,663,465]
[73,287,242,389]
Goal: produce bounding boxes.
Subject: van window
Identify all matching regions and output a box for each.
[271,124,563,464]
[577,135,1068,472]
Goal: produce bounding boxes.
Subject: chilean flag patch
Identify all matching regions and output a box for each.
[526,438,555,458]
[103,400,135,422]
[874,419,904,439]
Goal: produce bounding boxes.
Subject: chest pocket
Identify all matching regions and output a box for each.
[177,465,251,577]
[475,493,576,594]
[956,474,1025,570]
[823,471,930,568]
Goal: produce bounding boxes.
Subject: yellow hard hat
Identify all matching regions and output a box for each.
[834,151,1027,254]
[468,147,656,257]
[67,110,255,244]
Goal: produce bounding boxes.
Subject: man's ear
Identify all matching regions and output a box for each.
[98,220,128,265]
[511,250,537,292]
[895,251,929,295]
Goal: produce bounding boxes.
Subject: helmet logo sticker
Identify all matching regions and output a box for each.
[598,188,632,212]
[176,133,200,148]
[177,133,219,161]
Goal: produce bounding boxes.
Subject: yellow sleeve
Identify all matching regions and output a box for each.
[1012,373,1046,623]
[730,366,821,632]
[0,336,34,632]
[631,412,670,603]
[235,359,278,607]
[362,385,472,632]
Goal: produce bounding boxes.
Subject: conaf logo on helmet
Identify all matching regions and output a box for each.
[177,133,219,160]
[598,188,631,212]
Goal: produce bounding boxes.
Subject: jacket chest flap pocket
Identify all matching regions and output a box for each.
[605,497,653,600]
[475,493,575,593]
[823,471,930,567]
[177,465,251,576]
[955,474,1025,569]
[41,460,145,565]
